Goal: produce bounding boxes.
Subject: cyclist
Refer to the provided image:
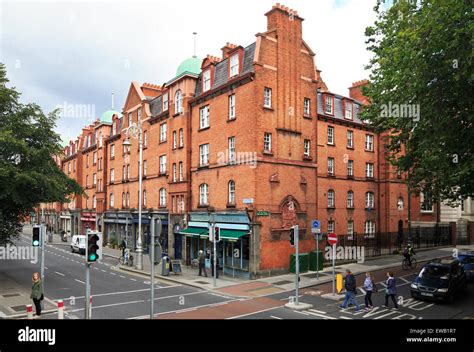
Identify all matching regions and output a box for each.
[403,243,416,266]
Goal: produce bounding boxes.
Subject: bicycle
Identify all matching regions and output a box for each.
[119,249,134,267]
[402,255,417,270]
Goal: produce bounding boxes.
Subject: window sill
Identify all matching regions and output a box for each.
[420,210,434,214]
[327,173,335,178]
[263,150,273,156]
[303,115,312,120]
[347,207,354,210]
[159,140,167,144]
[178,145,184,149]
[197,204,209,208]
[227,117,237,122]
[366,177,375,181]
[263,106,274,111]
[198,165,210,170]
[110,157,115,160]
[365,149,375,153]
[347,146,354,150]
[303,155,312,161]
[198,126,210,132]
[158,173,167,177]
[173,112,183,118]
[327,143,335,147]
[365,208,376,211]
[347,175,354,179]
[226,203,236,208]
[327,207,336,210]
[158,205,167,209]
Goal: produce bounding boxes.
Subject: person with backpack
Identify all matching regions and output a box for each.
[383,271,399,309]
[363,272,377,310]
[339,269,361,311]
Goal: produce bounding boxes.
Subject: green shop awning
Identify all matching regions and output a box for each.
[180,227,208,237]
[221,229,249,241]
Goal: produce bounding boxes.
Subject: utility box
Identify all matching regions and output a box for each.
[289,253,309,273]
[309,251,324,271]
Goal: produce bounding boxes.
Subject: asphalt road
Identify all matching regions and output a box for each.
[7,235,239,319]
[234,267,474,320]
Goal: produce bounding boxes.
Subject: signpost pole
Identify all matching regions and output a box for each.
[150,218,155,320]
[332,243,336,296]
[316,232,319,280]
[85,263,90,319]
[295,225,299,306]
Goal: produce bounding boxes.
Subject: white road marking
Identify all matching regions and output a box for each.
[227,305,279,320]
[119,275,126,279]
[130,278,137,282]
[270,316,283,320]
[74,279,85,284]
[101,270,107,273]
[54,272,65,277]
[400,277,411,283]
[339,316,353,320]
[309,309,327,314]
[110,273,116,276]
[306,310,336,319]
[380,282,387,287]
[358,288,366,295]
[55,286,183,302]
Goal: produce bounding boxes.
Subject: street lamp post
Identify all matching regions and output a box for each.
[122,119,144,270]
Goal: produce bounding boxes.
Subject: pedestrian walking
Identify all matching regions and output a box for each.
[120,239,127,257]
[383,271,398,309]
[198,250,207,277]
[363,272,377,310]
[30,272,44,317]
[339,269,361,311]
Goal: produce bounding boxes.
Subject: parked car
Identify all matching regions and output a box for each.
[71,235,86,254]
[410,258,467,303]
[457,251,474,281]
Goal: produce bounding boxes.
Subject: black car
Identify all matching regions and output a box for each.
[457,251,474,281]
[410,259,467,303]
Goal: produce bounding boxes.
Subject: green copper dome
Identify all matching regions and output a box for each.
[176,57,202,77]
[100,110,121,124]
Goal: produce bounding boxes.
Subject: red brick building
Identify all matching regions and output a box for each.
[47,3,439,278]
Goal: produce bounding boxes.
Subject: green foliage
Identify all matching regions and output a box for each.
[362,0,473,204]
[0,63,83,243]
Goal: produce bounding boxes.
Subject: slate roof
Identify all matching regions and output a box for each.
[317,91,366,125]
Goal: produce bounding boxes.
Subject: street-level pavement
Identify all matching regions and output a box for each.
[0,232,242,319]
[4,227,473,320]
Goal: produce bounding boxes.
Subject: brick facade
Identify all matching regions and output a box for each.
[44,3,439,278]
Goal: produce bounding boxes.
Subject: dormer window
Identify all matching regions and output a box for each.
[345,101,353,119]
[230,53,239,77]
[175,90,183,114]
[324,95,334,115]
[163,92,169,111]
[203,69,211,92]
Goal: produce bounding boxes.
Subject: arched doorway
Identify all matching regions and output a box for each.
[173,224,183,260]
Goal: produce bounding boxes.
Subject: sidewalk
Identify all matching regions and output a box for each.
[104,240,474,298]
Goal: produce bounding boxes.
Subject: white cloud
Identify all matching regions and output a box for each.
[0,0,376,139]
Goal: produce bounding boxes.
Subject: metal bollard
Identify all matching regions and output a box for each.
[26,304,33,319]
[57,300,64,319]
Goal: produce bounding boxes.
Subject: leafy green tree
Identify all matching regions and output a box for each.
[363,0,473,204]
[0,63,82,244]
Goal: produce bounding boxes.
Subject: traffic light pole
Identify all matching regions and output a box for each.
[213,229,217,288]
[332,244,336,296]
[40,209,45,290]
[85,263,90,319]
[150,218,155,320]
[294,225,299,306]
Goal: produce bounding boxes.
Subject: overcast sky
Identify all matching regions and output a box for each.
[0,0,386,143]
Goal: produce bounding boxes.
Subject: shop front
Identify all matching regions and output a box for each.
[59,211,72,234]
[104,212,133,247]
[180,212,251,279]
[80,212,96,235]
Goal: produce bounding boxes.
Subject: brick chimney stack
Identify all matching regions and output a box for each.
[265,3,303,38]
[349,79,370,105]
[221,42,238,60]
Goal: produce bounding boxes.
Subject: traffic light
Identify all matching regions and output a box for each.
[289,227,295,247]
[86,231,102,263]
[32,226,41,247]
[214,227,220,242]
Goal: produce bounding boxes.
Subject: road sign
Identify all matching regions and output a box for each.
[336,273,343,293]
[312,220,320,229]
[328,233,338,246]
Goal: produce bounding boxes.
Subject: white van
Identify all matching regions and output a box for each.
[71,235,86,254]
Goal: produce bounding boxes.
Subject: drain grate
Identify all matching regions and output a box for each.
[10,305,26,312]
[272,280,293,286]
[2,293,21,298]
[193,280,210,285]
